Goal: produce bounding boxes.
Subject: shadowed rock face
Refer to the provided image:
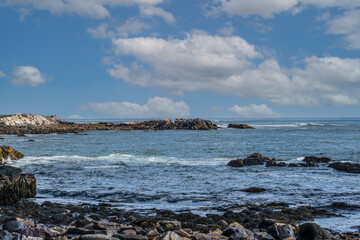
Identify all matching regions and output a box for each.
[228,124,254,129]
[0,166,36,205]
[0,146,25,165]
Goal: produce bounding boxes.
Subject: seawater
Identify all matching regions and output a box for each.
[3,118,360,232]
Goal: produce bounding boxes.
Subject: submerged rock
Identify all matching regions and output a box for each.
[228,124,254,129]
[0,166,36,205]
[241,187,266,193]
[303,156,331,164]
[0,146,24,164]
[328,162,360,173]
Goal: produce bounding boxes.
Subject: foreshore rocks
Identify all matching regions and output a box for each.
[328,162,360,174]
[0,146,24,164]
[227,153,271,167]
[228,124,254,129]
[0,166,36,205]
[0,116,218,135]
[1,199,358,240]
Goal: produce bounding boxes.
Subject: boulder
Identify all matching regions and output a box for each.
[0,146,24,164]
[228,124,254,129]
[328,162,360,174]
[0,166,36,205]
[174,118,218,130]
[247,153,270,162]
[2,220,25,232]
[229,229,255,240]
[254,233,274,240]
[298,223,337,240]
[303,156,331,164]
[227,159,244,167]
[267,224,295,240]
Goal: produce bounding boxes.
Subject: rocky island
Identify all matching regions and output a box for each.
[0,114,218,135]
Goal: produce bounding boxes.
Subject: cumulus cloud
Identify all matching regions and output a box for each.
[78,97,190,118]
[0,70,5,78]
[140,6,175,24]
[1,0,163,19]
[325,9,360,49]
[107,32,360,107]
[229,104,279,118]
[87,18,151,39]
[11,66,48,86]
[213,0,360,18]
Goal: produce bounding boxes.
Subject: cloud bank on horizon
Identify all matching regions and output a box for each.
[1,0,360,118]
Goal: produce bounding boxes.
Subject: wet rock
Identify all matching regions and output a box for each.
[266,161,286,167]
[13,235,43,240]
[20,226,53,239]
[227,159,244,167]
[0,146,24,164]
[0,166,36,205]
[2,220,25,232]
[223,227,246,237]
[78,234,115,240]
[117,234,148,240]
[303,156,331,164]
[243,158,263,166]
[298,223,337,240]
[159,220,182,231]
[247,154,270,162]
[173,118,218,130]
[258,219,277,229]
[229,228,255,240]
[228,124,254,129]
[241,187,266,193]
[267,224,295,240]
[328,162,360,173]
[160,231,183,240]
[254,233,274,240]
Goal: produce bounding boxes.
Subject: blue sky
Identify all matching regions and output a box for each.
[1,0,360,119]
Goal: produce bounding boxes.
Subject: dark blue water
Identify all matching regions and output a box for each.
[2,118,360,231]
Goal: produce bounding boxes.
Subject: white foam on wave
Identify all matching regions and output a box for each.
[252,122,330,128]
[13,153,228,167]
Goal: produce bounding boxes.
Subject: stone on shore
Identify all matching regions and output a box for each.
[328,162,360,173]
[303,156,331,164]
[298,223,337,240]
[227,159,244,167]
[267,224,295,240]
[0,166,36,205]
[228,124,254,129]
[0,146,24,164]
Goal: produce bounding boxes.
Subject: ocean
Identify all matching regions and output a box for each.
[3,118,360,232]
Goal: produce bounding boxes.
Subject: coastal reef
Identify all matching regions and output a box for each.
[0,146,24,165]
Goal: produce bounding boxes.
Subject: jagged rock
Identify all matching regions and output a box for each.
[266,161,286,167]
[173,118,218,130]
[328,162,360,173]
[303,156,331,164]
[227,159,244,167]
[228,124,254,129]
[0,166,36,205]
[267,224,295,240]
[298,223,337,240]
[0,146,24,164]
[254,233,275,240]
[247,153,270,162]
[160,231,183,240]
[2,220,25,232]
[229,228,255,240]
[20,226,53,239]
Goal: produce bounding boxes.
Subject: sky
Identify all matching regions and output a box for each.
[1,0,360,119]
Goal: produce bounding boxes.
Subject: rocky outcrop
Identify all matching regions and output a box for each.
[328,162,360,173]
[0,114,66,126]
[0,166,36,205]
[228,124,254,129]
[298,223,337,240]
[0,117,218,135]
[227,153,270,167]
[0,146,24,165]
[227,159,244,167]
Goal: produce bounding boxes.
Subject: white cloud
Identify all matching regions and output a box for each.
[0,70,5,78]
[87,18,151,39]
[140,6,175,24]
[108,32,360,107]
[213,0,360,18]
[78,97,190,118]
[217,0,298,18]
[217,21,235,36]
[229,104,279,118]
[11,66,48,86]
[325,9,360,49]
[1,0,163,19]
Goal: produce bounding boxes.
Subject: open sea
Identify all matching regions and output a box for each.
[2,118,360,232]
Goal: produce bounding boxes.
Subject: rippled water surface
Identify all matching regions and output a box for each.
[2,118,360,231]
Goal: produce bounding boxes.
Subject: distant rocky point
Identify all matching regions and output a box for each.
[0,114,218,134]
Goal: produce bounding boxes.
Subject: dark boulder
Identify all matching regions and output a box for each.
[228,124,254,129]
[298,223,337,240]
[328,162,360,173]
[243,158,263,166]
[0,146,24,165]
[247,153,270,162]
[303,156,331,164]
[0,166,36,205]
[227,159,244,167]
[241,187,266,193]
[174,118,218,130]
